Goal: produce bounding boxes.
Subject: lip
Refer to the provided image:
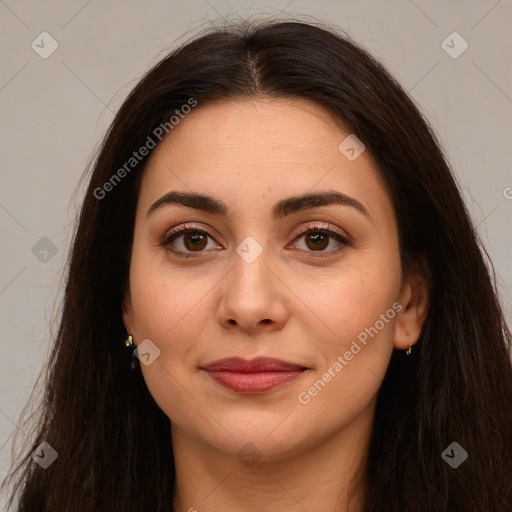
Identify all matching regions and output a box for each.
[201,357,307,394]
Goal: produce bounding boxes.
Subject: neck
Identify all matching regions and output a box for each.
[170,401,374,512]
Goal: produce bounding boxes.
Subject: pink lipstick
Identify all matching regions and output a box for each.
[201,357,306,394]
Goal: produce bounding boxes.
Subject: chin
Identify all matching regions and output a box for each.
[194,412,315,462]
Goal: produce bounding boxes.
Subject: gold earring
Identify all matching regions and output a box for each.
[405,343,412,355]
[124,334,133,347]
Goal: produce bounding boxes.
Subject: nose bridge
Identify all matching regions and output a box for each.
[231,237,274,299]
[218,234,289,329]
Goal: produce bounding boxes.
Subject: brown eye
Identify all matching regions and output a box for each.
[304,232,330,251]
[181,232,208,251]
[160,226,222,258]
[290,225,352,258]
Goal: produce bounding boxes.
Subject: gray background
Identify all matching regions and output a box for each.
[1,0,511,505]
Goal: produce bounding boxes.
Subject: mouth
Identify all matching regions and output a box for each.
[200,357,308,394]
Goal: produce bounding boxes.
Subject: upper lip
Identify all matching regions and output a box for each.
[201,357,306,372]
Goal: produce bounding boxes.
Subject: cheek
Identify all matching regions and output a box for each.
[298,258,401,348]
[295,247,401,408]
[129,242,207,338]
[130,285,211,369]
[296,276,398,422]
[128,256,207,421]
[307,289,398,396]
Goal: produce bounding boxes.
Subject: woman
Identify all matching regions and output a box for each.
[2,18,511,512]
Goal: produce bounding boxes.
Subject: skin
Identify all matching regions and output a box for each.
[122,97,429,512]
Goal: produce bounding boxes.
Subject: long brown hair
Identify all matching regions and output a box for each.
[3,17,512,511]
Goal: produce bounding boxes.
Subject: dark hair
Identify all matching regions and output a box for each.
[3,17,512,512]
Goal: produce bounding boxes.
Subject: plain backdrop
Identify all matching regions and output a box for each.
[1,0,511,503]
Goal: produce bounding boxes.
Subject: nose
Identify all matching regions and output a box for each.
[216,249,290,334]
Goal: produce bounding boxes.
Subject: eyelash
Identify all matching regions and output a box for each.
[159,222,352,259]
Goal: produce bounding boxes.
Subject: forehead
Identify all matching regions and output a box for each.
[138,97,391,222]
[149,97,351,162]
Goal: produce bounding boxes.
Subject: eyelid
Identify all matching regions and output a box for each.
[162,222,217,241]
[160,221,352,258]
[290,221,351,244]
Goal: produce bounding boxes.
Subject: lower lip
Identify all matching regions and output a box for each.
[204,370,304,393]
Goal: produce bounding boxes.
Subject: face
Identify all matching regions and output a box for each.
[123,97,425,461]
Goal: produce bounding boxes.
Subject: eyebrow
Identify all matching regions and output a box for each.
[146,190,369,220]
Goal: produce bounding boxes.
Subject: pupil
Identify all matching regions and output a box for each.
[308,233,328,250]
[185,233,206,250]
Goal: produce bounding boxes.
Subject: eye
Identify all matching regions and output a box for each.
[160,222,352,259]
[288,223,351,258]
[160,224,222,258]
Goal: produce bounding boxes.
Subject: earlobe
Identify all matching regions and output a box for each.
[393,254,430,350]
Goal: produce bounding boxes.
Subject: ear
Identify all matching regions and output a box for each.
[394,252,430,350]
